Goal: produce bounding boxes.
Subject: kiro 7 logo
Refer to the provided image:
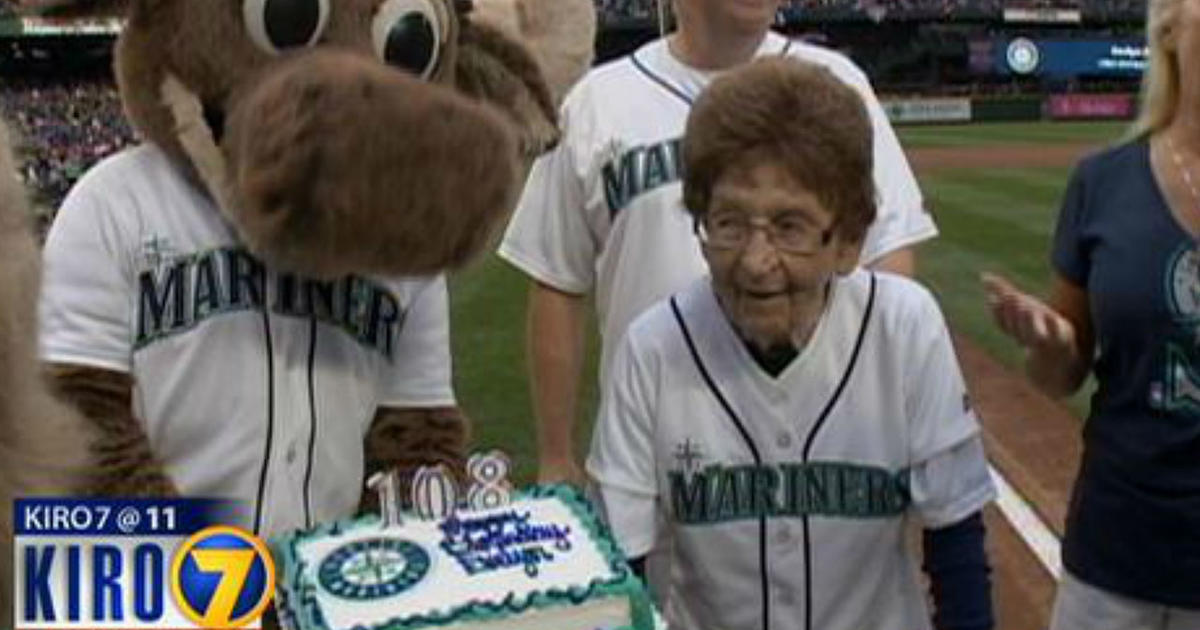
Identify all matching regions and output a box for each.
[171,527,275,628]
[16,498,273,629]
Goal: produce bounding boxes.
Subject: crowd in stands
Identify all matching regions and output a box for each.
[0,78,135,219]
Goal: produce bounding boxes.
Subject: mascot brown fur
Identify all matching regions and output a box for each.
[0,120,97,630]
[1,0,594,621]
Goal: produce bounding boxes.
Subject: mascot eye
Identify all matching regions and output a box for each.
[373,0,446,79]
[244,0,332,54]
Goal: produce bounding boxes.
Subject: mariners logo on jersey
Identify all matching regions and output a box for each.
[602,138,684,217]
[667,454,911,525]
[142,235,178,267]
[1154,243,1200,413]
[317,538,430,600]
[673,439,705,472]
[135,242,406,359]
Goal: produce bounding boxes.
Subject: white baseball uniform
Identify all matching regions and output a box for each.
[587,271,996,630]
[39,145,455,538]
[498,31,936,381]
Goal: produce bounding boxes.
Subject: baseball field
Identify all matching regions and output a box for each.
[451,119,1127,482]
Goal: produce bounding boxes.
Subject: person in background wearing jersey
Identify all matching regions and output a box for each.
[983,0,1200,623]
[588,57,994,630]
[498,0,936,487]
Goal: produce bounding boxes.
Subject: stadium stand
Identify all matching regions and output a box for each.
[0,78,135,225]
[594,0,1140,24]
[0,0,1145,231]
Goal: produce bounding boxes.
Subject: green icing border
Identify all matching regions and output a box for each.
[270,484,654,630]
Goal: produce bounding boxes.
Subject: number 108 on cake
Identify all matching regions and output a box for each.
[13,497,273,630]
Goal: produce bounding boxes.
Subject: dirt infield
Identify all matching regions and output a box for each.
[908,141,1101,172]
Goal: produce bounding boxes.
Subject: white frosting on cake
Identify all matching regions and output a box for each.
[276,489,648,630]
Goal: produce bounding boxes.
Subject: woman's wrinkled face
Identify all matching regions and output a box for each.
[701,158,860,352]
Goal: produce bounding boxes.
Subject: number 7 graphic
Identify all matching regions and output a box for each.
[190,549,256,625]
[171,526,276,629]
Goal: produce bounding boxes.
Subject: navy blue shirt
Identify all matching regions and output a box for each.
[1053,138,1200,607]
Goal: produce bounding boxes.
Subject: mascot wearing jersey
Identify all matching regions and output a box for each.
[0,0,595,595]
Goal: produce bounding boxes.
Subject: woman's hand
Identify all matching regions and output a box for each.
[982,272,1077,359]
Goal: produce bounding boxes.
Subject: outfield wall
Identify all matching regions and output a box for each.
[881,93,1137,124]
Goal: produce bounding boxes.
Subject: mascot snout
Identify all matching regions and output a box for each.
[221,50,519,278]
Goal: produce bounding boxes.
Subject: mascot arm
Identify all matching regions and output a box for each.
[45,363,178,497]
[359,405,470,514]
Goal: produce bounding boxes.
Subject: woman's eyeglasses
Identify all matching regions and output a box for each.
[695,211,836,255]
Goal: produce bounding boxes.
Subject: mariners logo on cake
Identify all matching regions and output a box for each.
[317,538,430,600]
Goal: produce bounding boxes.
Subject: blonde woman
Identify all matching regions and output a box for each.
[983,0,1200,625]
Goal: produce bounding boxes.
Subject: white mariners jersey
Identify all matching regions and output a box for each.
[40,145,455,538]
[587,272,996,630]
[499,32,936,380]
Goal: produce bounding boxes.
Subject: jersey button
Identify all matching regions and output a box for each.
[286,444,298,464]
[777,433,793,449]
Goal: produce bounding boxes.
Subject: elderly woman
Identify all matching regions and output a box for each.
[984,0,1200,625]
[588,57,996,630]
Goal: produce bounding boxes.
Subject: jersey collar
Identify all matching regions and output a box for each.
[630,31,794,107]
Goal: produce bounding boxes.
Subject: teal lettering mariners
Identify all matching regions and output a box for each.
[136,246,404,359]
[668,462,911,525]
[602,138,684,217]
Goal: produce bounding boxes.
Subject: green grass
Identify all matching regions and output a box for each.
[913,167,1068,364]
[897,120,1129,148]
[449,256,601,484]
[902,119,1132,417]
[448,121,1128,483]
[912,167,1098,418]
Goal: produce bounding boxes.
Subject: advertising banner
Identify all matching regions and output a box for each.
[1002,7,1082,23]
[997,38,1147,78]
[1046,93,1136,119]
[881,98,973,124]
[19,16,123,36]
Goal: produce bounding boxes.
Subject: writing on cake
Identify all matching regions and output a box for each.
[438,510,573,577]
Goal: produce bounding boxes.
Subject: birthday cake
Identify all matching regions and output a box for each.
[271,484,656,630]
